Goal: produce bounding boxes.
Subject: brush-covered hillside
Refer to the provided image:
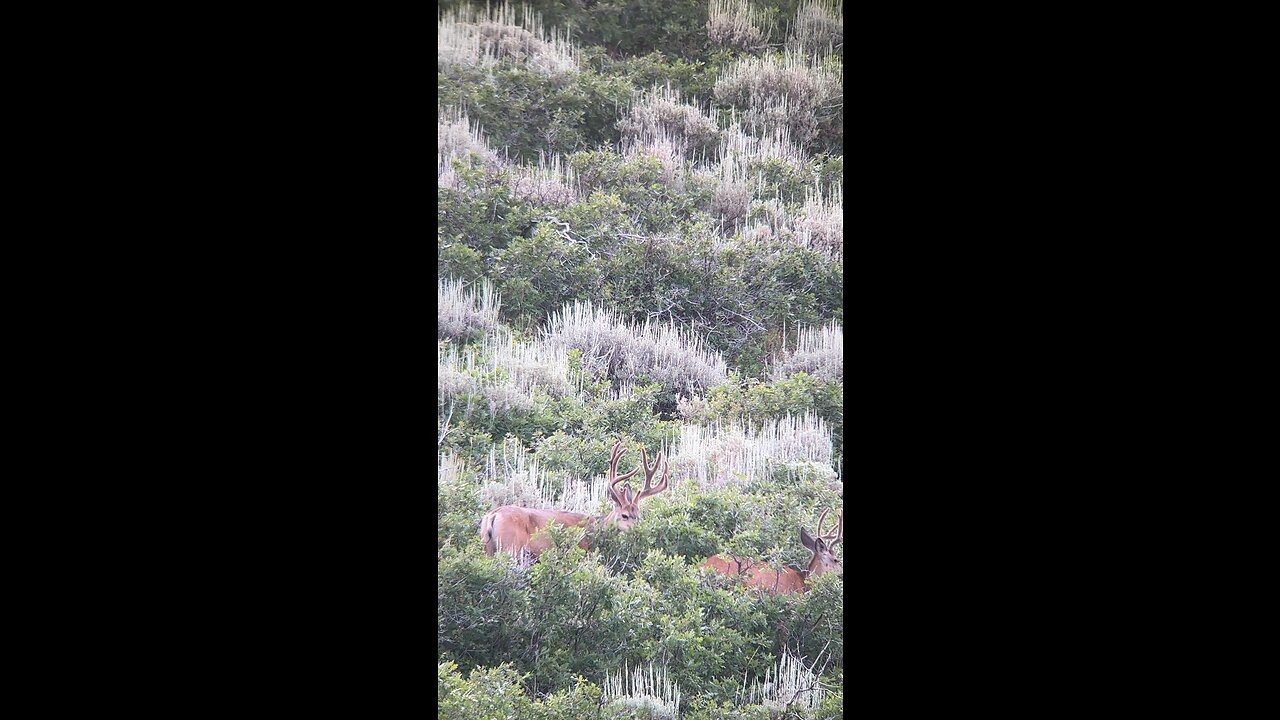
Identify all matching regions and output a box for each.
[438,2,844,717]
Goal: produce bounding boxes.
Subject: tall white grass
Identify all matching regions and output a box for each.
[740,652,829,711]
[707,0,772,52]
[795,185,843,256]
[438,107,504,189]
[486,329,573,397]
[481,440,543,508]
[714,50,842,144]
[545,476,610,515]
[438,107,500,166]
[735,185,842,256]
[704,120,816,233]
[438,276,501,340]
[773,320,842,382]
[438,342,478,398]
[620,86,724,190]
[668,414,834,489]
[789,0,843,54]
[619,84,722,159]
[706,151,753,229]
[508,152,578,205]
[604,662,682,720]
[623,125,689,188]
[543,301,729,394]
[437,320,574,411]
[474,439,612,514]
[719,120,808,167]
[438,2,578,75]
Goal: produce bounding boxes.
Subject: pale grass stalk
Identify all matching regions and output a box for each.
[438,2,578,75]
[438,276,501,340]
[707,0,771,52]
[603,661,682,720]
[543,301,728,394]
[669,414,834,489]
[740,651,829,711]
[773,320,842,382]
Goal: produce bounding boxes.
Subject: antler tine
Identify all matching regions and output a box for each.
[634,448,669,501]
[815,507,832,540]
[609,441,640,490]
[833,510,843,546]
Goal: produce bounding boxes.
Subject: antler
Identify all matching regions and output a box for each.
[633,447,669,501]
[816,507,842,546]
[608,441,640,497]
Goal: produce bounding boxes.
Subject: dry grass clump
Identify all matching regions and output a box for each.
[740,652,830,712]
[543,301,729,395]
[795,185,843,255]
[438,107,505,189]
[438,322,573,416]
[622,83,732,174]
[438,107,497,163]
[714,50,841,144]
[706,153,753,229]
[473,440,611,514]
[707,0,772,53]
[739,185,843,255]
[773,320,842,382]
[438,343,477,398]
[720,121,808,167]
[438,276,502,340]
[438,2,578,75]
[509,152,578,205]
[623,126,688,187]
[604,663,682,720]
[789,0,843,54]
[668,414,834,488]
[486,329,573,398]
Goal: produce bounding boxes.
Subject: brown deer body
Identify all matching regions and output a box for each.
[480,441,669,560]
[702,508,843,595]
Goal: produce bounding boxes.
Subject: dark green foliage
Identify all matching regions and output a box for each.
[698,372,845,461]
[438,462,843,710]
[437,535,843,714]
[440,64,636,163]
[439,150,843,373]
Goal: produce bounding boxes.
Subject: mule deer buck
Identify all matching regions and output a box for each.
[702,508,843,594]
[478,441,670,560]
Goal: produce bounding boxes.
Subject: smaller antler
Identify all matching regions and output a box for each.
[816,507,842,546]
[633,447,669,501]
[608,441,640,497]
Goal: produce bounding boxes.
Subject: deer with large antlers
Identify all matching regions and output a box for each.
[702,508,843,595]
[478,440,670,560]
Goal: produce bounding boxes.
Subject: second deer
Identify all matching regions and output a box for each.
[702,508,843,594]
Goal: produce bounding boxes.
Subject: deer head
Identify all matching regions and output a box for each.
[603,442,669,530]
[800,507,843,578]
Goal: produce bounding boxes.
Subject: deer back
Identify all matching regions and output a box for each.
[480,505,591,558]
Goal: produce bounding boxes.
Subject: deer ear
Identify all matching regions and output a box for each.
[607,485,621,505]
[624,486,635,504]
[800,527,816,551]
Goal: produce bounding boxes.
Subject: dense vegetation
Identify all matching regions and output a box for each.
[439,2,843,717]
